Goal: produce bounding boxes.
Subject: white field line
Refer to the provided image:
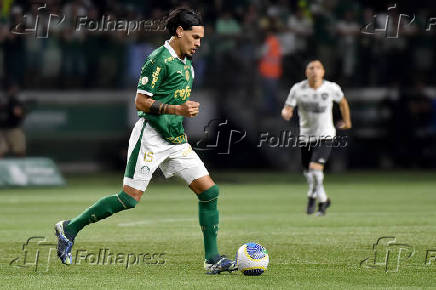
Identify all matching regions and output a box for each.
[118,218,196,227]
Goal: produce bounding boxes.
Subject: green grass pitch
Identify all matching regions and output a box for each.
[0,171,435,289]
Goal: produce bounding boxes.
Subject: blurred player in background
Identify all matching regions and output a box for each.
[0,83,26,158]
[55,8,237,274]
[281,60,351,216]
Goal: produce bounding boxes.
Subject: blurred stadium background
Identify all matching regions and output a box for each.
[1,0,436,174]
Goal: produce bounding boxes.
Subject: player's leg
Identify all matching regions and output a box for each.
[189,175,237,274]
[301,143,316,214]
[54,187,139,265]
[63,121,170,239]
[7,128,26,157]
[189,175,219,261]
[161,144,236,274]
[62,186,140,237]
[309,161,327,201]
[0,130,9,158]
[55,119,159,264]
[61,119,150,238]
[309,140,333,216]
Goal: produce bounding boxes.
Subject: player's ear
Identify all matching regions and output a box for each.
[176,26,184,38]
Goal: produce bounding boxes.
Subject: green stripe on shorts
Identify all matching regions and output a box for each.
[124,121,146,178]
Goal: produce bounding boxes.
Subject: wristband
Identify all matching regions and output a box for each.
[149,100,164,115]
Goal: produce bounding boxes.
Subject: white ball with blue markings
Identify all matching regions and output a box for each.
[236,242,269,276]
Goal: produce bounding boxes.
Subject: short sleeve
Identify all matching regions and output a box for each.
[285,84,297,107]
[331,82,344,103]
[137,57,167,96]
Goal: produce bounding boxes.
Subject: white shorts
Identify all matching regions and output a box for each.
[123,118,209,191]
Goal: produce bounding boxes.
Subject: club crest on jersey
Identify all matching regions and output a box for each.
[185,70,190,81]
[321,93,328,100]
[140,166,151,176]
[141,77,148,85]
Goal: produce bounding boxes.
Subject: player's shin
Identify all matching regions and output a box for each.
[303,170,315,197]
[311,169,327,202]
[197,185,220,262]
[65,191,137,236]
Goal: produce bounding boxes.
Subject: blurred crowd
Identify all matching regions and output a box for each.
[0,0,435,90]
[0,0,435,166]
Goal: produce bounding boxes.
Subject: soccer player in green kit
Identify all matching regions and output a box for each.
[55,8,237,274]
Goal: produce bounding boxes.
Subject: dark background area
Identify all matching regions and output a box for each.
[1,0,436,171]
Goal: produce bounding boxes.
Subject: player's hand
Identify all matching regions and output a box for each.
[281,107,293,121]
[336,120,352,129]
[177,101,200,117]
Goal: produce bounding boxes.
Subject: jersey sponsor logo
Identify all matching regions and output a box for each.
[313,94,318,99]
[151,67,161,88]
[141,76,148,85]
[174,85,191,101]
[166,134,187,144]
[164,56,175,63]
[300,102,327,113]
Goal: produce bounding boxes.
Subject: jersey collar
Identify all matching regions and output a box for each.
[164,38,187,64]
[306,79,325,90]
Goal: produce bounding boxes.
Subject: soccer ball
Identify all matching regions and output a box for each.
[236,242,269,276]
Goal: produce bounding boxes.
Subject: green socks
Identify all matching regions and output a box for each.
[197,185,220,262]
[64,186,221,263]
[65,191,137,237]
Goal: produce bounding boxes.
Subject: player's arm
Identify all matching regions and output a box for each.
[281,105,294,121]
[282,84,297,121]
[135,93,199,117]
[337,97,352,129]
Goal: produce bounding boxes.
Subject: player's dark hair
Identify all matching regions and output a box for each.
[307,59,323,66]
[166,7,203,36]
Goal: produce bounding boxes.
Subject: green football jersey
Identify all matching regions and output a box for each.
[136,40,194,144]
